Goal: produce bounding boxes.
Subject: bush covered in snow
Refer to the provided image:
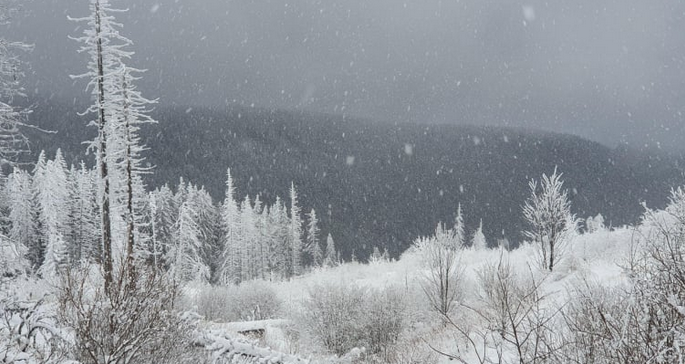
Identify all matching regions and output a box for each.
[297,283,406,358]
[191,280,282,322]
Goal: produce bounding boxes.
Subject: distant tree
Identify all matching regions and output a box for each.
[522,168,575,271]
[69,162,100,263]
[35,150,71,276]
[585,213,606,233]
[306,208,322,267]
[453,204,465,251]
[168,186,210,283]
[239,195,255,281]
[268,196,290,279]
[149,184,175,269]
[472,219,487,250]
[218,169,240,284]
[28,151,47,270]
[418,222,463,318]
[7,169,35,262]
[252,195,267,280]
[289,182,303,276]
[324,233,337,267]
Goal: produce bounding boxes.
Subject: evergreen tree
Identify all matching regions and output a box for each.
[324,233,337,267]
[149,185,175,269]
[452,203,465,251]
[268,196,290,279]
[306,209,322,267]
[35,150,71,276]
[239,195,255,281]
[289,182,303,276]
[7,168,35,261]
[219,169,240,284]
[471,219,487,250]
[169,186,209,283]
[70,162,100,263]
[28,151,47,270]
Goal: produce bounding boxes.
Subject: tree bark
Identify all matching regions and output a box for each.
[95,0,114,295]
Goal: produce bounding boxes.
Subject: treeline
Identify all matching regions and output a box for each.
[2,150,338,284]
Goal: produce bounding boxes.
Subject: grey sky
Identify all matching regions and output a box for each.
[6,0,685,150]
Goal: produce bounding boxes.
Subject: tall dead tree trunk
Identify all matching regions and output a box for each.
[94,0,113,294]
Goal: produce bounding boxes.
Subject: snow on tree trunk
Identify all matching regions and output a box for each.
[289,183,302,277]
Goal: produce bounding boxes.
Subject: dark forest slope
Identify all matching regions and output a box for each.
[25,102,685,259]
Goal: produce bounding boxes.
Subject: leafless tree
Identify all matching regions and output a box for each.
[58,264,199,364]
[418,222,464,319]
[430,250,564,364]
[522,168,576,271]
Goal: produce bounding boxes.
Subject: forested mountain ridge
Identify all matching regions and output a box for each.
[25,101,685,259]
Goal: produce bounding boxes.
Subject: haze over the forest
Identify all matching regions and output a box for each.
[6,0,685,151]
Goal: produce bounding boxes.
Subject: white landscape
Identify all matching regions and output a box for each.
[4,179,685,363]
[2,0,685,363]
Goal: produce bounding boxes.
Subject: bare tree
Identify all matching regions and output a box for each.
[58,265,197,364]
[522,168,575,271]
[418,222,463,319]
[0,0,33,165]
[70,0,134,293]
[430,250,564,364]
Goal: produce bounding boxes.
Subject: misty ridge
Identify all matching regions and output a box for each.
[8,0,685,151]
[5,1,685,363]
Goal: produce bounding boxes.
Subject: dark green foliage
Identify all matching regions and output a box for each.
[25,100,685,261]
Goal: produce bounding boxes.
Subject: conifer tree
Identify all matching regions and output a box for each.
[240,195,255,281]
[471,219,487,250]
[324,233,337,267]
[35,150,71,276]
[307,209,322,267]
[7,168,35,260]
[452,203,465,250]
[169,186,209,282]
[268,196,290,279]
[149,185,175,269]
[289,182,303,276]
[28,151,47,270]
[219,169,240,284]
[70,162,100,263]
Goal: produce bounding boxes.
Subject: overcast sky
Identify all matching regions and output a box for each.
[6,0,685,150]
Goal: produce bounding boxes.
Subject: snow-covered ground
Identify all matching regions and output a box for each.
[0,224,656,363]
[234,225,638,363]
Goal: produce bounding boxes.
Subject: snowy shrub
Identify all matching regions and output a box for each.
[298,283,406,357]
[610,188,685,363]
[560,279,633,364]
[298,283,365,356]
[190,284,237,322]
[0,237,28,279]
[0,295,69,363]
[58,267,200,364]
[435,250,564,364]
[232,281,282,321]
[193,280,281,322]
[363,287,406,357]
